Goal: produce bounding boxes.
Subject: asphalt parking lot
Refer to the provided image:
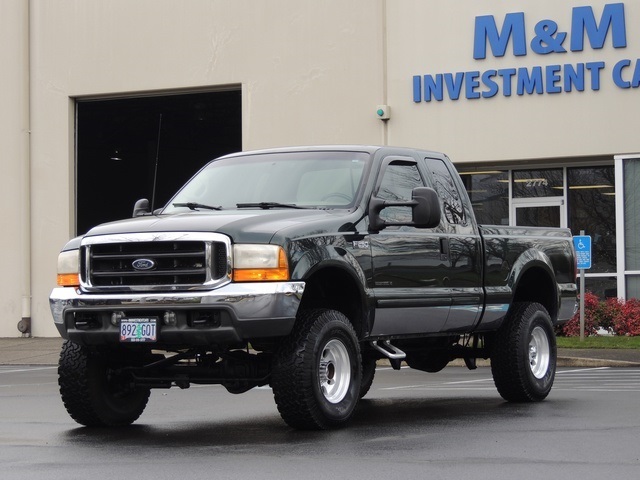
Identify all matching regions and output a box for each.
[1,363,639,480]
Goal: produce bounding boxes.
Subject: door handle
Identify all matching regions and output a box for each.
[440,238,450,261]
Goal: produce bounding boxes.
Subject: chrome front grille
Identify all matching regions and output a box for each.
[80,232,231,292]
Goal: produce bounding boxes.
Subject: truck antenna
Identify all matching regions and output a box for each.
[150,113,163,213]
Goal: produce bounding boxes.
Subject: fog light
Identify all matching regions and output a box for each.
[164,311,177,326]
[110,311,125,326]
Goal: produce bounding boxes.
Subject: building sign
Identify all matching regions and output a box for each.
[413,3,638,102]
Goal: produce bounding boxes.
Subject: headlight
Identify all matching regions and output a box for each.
[57,250,80,287]
[232,245,289,281]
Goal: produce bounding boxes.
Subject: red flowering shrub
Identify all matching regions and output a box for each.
[613,298,640,336]
[560,292,602,337]
[559,293,640,337]
[592,297,623,333]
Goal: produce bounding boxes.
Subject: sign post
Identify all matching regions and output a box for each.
[573,232,592,341]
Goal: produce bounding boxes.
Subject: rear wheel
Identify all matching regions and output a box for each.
[272,309,362,430]
[58,340,150,427]
[490,302,557,402]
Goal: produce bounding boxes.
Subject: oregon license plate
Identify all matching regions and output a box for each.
[119,318,157,343]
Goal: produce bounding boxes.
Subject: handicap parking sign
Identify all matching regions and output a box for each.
[573,235,592,270]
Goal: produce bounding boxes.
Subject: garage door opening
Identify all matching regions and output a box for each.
[76,89,241,235]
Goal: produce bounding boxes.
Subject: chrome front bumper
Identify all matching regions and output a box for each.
[50,281,305,346]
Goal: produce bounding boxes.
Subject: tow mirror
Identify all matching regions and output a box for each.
[132,198,151,217]
[411,187,441,228]
[368,187,441,231]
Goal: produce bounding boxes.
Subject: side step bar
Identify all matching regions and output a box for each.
[370,340,406,370]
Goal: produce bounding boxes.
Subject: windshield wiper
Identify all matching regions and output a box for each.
[173,202,222,211]
[236,202,308,210]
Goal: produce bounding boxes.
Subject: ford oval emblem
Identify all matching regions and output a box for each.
[132,258,156,271]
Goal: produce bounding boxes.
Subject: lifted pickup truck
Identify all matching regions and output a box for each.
[50,145,577,430]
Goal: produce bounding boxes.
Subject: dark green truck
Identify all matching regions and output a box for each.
[50,145,577,430]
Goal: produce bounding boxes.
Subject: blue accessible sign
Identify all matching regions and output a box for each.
[573,235,592,270]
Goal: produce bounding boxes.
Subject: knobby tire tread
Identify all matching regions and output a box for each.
[490,302,555,402]
[58,340,103,426]
[272,309,360,430]
[359,356,376,399]
[58,340,150,427]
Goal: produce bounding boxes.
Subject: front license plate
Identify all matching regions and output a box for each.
[119,318,157,343]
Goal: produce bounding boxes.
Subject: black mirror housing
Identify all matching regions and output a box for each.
[411,187,441,228]
[368,187,441,232]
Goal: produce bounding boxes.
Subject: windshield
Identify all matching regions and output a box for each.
[163,151,369,212]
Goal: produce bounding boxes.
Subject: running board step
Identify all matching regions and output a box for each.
[370,340,406,370]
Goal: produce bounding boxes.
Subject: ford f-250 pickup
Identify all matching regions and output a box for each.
[50,145,577,430]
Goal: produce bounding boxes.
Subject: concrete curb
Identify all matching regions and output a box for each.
[1,338,639,368]
[556,356,640,368]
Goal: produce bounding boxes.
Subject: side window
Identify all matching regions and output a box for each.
[427,158,465,225]
[377,161,425,224]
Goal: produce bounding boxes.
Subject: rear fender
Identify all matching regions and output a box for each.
[508,248,558,321]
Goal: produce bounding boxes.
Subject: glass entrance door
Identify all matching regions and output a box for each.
[513,198,566,228]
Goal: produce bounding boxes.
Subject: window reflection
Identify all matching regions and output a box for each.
[516,206,560,228]
[459,170,509,225]
[568,167,616,273]
[579,276,618,299]
[623,159,640,271]
[377,162,424,224]
[429,159,465,225]
[513,169,563,198]
[459,163,617,298]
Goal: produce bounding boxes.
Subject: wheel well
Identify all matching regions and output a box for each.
[512,266,557,321]
[298,267,366,338]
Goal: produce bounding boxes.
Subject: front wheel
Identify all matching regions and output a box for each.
[271,309,362,430]
[58,340,151,427]
[490,302,557,402]
[359,355,377,399]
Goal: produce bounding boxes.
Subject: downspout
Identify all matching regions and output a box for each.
[17,0,32,336]
[380,0,389,146]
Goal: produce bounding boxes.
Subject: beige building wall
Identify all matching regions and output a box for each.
[2,0,638,336]
[1,1,31,337]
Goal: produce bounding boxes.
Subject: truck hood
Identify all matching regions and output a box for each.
[83,209,359,244]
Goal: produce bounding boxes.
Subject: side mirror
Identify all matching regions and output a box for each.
[368,187,441,232]
[411,187,441,228]
[132,198,151,217]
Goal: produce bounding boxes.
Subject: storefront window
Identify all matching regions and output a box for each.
[568,167,616,274]
[515,206,560,228]
[579,276,618,299]
[512,169,563,198]
[458,170,508,225]
[460,162,620,300]
[624,159,640,272]
[626,276,640,299]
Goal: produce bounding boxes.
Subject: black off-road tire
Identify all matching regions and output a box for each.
[58,340,151,427]
[490,302,557,402]
[271,309,362,430]
[359,355,377,399]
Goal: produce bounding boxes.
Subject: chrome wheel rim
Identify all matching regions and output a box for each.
[318,339,351,404]
[529,326,550,379]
